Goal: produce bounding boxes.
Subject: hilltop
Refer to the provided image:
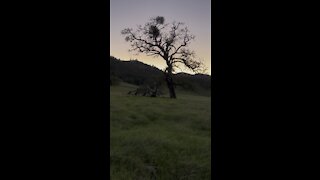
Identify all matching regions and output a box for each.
[110,56,211,96]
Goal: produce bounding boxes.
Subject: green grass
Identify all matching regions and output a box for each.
[110,83,211,180]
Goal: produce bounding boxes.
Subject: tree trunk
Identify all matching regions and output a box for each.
[165,72,176,99]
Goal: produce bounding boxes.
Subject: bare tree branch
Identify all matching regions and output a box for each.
[121,16,207,98]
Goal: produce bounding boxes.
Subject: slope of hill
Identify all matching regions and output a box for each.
[110,56,163,85]
[110,56,211,96]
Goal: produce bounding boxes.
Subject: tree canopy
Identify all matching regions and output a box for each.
[121,16,206,98]
[121,16,205,74]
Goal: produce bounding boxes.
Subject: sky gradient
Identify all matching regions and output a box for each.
[110,0,211,75]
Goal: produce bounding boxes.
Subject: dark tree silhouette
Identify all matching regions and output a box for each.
[121,16,205,99]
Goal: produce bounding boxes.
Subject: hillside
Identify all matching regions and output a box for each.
[110,56,211,96]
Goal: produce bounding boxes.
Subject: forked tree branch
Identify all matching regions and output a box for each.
[121,16,205,73]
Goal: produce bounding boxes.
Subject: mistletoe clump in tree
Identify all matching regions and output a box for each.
[121,16,205,99]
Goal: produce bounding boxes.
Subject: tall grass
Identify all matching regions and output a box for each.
[110,84,211,179]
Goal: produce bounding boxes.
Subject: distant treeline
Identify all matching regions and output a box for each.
[110,56,211,96]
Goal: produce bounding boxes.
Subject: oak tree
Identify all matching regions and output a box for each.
[121,16,204,98]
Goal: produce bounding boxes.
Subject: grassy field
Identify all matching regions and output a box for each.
[110,83,211,180]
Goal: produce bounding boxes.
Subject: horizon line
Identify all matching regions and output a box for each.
[110,55,211,76]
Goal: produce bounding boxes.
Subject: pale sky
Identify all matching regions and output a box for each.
[110,0,211,75]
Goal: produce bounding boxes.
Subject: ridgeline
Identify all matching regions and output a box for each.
[110,56,211,96]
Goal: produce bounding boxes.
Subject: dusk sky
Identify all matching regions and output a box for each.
[110,0,211,75]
